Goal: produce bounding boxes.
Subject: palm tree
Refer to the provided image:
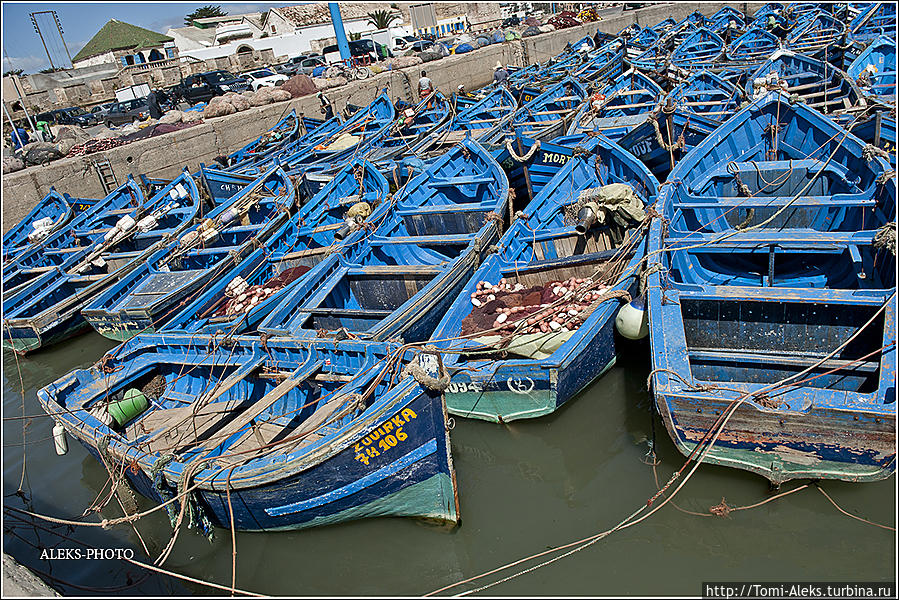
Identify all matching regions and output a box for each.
[366,10,400,30]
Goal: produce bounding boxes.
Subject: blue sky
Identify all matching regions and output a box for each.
[2,2,285,73]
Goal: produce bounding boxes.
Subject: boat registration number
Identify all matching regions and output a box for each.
[446,381,484,394]
[353,408,418,466]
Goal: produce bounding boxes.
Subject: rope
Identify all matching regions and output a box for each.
[401,360,450,392]
[505,138,540,162]
[873,223,896,255]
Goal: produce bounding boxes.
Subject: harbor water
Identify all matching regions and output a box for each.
[3,333,894,595]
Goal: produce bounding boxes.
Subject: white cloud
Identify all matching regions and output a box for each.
[3,55,48,73]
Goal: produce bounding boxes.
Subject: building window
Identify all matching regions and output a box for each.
[166,47,176,59]
[121,56,129,67]
[270,24,276,33]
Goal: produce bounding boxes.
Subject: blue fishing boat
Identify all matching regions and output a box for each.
[616,104,720,181]
[847,35,896,104]
[161,160,390,335]
[746,50,866,120]
[224,113,345,174]
[400,86,519,160]
[631,25,659,49]
[37,334,459,531]
[259,135,509,344]
[3,179,146,299]
[666,70,746,123]
[82,166,297,341]
[725,27,780,68]
[3,172,202,354]
[487,77,586,144]
[302,93,450,196]
[785,9,846,56]
[646,91,896,484]
[709,6,745,33]
[429,136,658,422]
[500,133,600,203]
[670,28,726,71]
[848,2,896,46]
[2,189,92,263]
[847,110,896,167]
[282,94,395,179]
[568,69,664,140]
[226,110,301,166]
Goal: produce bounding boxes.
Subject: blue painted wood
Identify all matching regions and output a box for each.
[847,35,896,104]
[746,50,864,119]
[567,69,664,141]
[3,179,147,299]
[2,189,82,263]
[429,136,658,421]
[82,166,298,341]
[646,90,896,484]
[3,172,203,354]
[36,334,459,532]
[670,28,726,71]
[259,135,509,343]
[162,160,390,335]
[226,110,300,166]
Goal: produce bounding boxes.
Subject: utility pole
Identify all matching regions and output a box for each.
[30,12,55,71]
[30,10,73,70]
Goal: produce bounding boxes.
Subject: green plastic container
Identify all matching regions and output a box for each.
[109,388,148,427]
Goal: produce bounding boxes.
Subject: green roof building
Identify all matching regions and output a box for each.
[72,19,177,69]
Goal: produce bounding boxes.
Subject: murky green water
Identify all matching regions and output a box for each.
[3,334,895,596]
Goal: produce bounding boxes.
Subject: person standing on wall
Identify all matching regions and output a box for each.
[146,89,163,120]
[493,62,509,86]
[318,92,334,120]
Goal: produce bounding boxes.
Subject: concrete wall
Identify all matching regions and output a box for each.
[2,2,765,233]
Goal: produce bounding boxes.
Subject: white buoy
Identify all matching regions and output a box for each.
[616,295,649,340]
[53,424,68,456]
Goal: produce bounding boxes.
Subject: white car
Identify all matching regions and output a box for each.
[241,68,288,91]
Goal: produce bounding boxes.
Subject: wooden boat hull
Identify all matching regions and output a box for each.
[653,386,896,484]
[37,336,460,532]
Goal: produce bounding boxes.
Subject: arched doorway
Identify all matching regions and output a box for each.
[148,49,163,62]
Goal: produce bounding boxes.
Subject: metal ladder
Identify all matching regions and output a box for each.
[91,157,118,195]
[398,70,415,102]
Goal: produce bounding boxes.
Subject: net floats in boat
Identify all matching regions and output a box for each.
[466,276,609,335]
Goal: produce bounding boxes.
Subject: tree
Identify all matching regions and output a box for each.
[366,10,400,30]
[3,68,24,77]
[184,5,227,26]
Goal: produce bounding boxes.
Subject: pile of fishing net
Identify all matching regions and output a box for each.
[66,137,130,157]
[214,266,311,318]
[458,276,620,360]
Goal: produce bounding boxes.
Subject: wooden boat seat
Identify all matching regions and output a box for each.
[368,233,474,246]
[44,247,85,255]
[305,307,394,318]
[687,349,881,374]
[176,359,325,456]
[426,176,495,187]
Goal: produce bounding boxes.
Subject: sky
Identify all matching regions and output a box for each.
[2,1,287,73]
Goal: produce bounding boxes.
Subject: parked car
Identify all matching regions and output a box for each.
[90,102,116,119]
[410,40,434,52]
[241,68,288,91]
[169,70,250,105]
[35,106,98,127]
[292,55,327,76]
[102,98,150,128]
[275,54,321,77]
